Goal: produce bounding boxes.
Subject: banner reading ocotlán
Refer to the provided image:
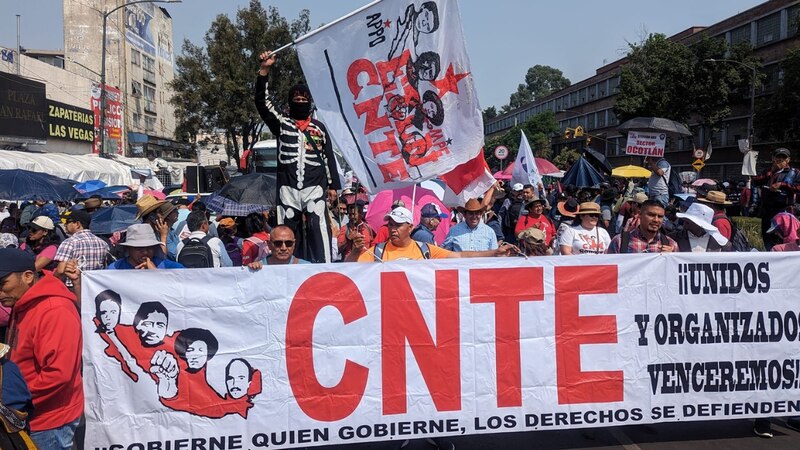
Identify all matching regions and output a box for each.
[295,0,483,193]
[83,253,800,449]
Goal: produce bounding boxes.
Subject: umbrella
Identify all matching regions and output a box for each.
[611,165,652,178]
[365,186,451,244]
[492,158,561,180]
[206,193,269,217]
[0,169,79,201]
[74,179,106,194]
[582,148,613,174]
[216,173,277,207]
[618,117,692,136]
[142,189,166,200]
[77,185,130,200]
[691,178,718,187]
[89,205,139,235]
[561,157,606,188]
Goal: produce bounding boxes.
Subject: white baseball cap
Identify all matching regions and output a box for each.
[384,207,413,224]
[512,183,524,191]
[30,216,55,231]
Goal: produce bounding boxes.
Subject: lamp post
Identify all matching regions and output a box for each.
[704,58,757,148]
[98,0,180,157]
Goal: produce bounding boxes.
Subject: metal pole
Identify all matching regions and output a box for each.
[99,11,108,158]
[748,65,756,148]
[16,15,21,75]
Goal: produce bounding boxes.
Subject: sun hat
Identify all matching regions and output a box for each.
[420,203,448,219]
[698,191,732,206]
[457,198,486,214]
[136,194,166,220]
[574,202,601,215]
[525,197,546,208]
[517,227,546,245]
[29,216,55,231]
[676,203,728,245]
[119,224,163,247]
[633,192,649,204]
[384,206,413,224]
[557,198,579,218]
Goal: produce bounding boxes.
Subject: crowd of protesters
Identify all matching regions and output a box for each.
[0,145,798,448]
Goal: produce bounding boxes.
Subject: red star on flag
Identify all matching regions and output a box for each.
[432,64,470,97]
[383,19,392,28]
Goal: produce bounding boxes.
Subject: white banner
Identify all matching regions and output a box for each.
[83,253,800,449]
[511,130,542,188]
[295,0,483,193]
[625,131,667,158]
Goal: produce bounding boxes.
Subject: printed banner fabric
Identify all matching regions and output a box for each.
[82,253,800,449]
[90,84,124,155]
[295,0,483,193]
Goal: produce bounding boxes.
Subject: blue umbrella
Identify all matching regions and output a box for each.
[206,193,269,217]
[562,157,606,188]
[78,185,130,200]
[0,169,79,201]
[89,205,139,235]
[74,179,107,194]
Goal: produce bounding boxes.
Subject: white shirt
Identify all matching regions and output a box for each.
[558,224,611,255]
[687,231,711,253]
[176,231,232,267]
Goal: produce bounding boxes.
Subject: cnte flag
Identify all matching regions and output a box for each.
[295,0,483,193]
[511,130,542,188]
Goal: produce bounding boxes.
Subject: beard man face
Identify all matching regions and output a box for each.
[136,311,168,346]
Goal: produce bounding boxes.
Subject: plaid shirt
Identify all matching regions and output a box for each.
[605,227,677,254]
[54,230,110,270]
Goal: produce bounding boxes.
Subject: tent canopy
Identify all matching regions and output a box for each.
[0,150,163,190]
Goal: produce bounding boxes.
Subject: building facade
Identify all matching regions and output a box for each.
[63,0,186,159]
[485,0,800,181]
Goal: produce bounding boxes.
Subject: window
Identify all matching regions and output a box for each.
[596,111,606,128]
[144,115,156,133]
[607,109,618,126]
[144,86,156,114]
[760,64,780,93]
[132,112,141,127]
[142,55,155,73]
[570,92,578,106]
[131,49,140,66]
[131,81,142,97]
[586,113,596,130]
[608,76,620,94]
[789,5,800,38]
[730,24,751,45]
[756,13,780,46]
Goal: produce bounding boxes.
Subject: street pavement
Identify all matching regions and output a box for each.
[318,418,800,450]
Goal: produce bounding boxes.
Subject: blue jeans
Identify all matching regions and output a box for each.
[30,418,80,450]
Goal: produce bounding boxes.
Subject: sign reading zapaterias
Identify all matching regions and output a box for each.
[46,99,94,143]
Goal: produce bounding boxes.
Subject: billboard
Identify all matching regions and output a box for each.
[91,83,124,155]
[47,99,94,143]
[0,72,47,143]
[125,3,156,56]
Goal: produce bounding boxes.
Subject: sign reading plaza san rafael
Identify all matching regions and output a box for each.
[82,253,800,449]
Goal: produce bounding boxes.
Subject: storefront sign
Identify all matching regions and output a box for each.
[47,99,94,143]
[0,72,46,143]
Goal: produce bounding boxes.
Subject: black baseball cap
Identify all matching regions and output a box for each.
[0,249,35,279]
[66,209,91,228]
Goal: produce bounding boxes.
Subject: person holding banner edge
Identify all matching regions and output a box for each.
[254,50,341,264]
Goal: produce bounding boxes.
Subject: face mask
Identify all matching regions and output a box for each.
[289,101,311,120]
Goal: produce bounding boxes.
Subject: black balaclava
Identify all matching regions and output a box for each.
[288,83,312,120]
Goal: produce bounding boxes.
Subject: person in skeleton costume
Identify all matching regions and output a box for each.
[254,50,340,263]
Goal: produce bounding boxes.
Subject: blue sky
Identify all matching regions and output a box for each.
[1,0,761,109]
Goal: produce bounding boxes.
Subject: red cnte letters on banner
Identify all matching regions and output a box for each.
[470,268,544,407]
[554,265,623,404]
[381,270,460,414]
[286,273,369,421]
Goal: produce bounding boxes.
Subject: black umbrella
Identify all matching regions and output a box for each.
[582,148,613,174]
[617,117,692,136]
[562,157,606,188]
[215,173,277,207]
[0,169,79,201]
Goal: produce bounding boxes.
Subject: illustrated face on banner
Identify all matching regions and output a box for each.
[415,3,440,35]
[98,299,121,331]
[136,311,168,346]
[225,359,252,399]
[185,340,208,370]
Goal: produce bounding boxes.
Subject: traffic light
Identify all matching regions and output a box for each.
[563,128,573,140]
[574,126,584,137]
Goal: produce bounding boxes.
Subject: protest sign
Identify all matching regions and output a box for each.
[625,131,667,158]
[295,0,483,193]
[83,253,800,449]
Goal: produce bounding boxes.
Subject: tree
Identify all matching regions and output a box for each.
[552,147,580,171]
[483,106,498,122]
[484,111,559,170]
[507,65,571,110]
[169,1,309,167]
[756,48,800,142]
[615,34,756,134]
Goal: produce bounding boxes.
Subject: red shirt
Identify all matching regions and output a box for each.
[515,214,555,245]
[712,212,732,240]
[337,221,373,259]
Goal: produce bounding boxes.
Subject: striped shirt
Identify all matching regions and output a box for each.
[442,221,498,252]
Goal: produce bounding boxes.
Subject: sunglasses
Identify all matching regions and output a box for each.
[271,240,295,248]
[585,214,600,218]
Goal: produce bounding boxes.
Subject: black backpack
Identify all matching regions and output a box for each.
[714,215,753,252]
[662,165,684,197]
[178,235,214,268]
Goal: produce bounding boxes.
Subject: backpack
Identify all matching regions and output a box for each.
[178,235,214,268]
[714,215,753,252]
[662,164,683,197]
[618,231,670,254]
[374,241,431,261]
[244,236,270,261]
[224,238,243,267]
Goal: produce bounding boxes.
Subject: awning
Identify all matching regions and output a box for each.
[0,150,163,190]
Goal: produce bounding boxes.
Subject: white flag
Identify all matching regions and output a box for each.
[705,141,713,161]
[295,0,483,194]
[510,130,542,188]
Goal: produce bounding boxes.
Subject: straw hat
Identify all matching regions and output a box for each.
[698,191,732,206]
[574,202,601,215]
[136,194,168,220]
[457,198,486,213]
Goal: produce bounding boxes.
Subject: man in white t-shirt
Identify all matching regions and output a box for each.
[558,202,611,255]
